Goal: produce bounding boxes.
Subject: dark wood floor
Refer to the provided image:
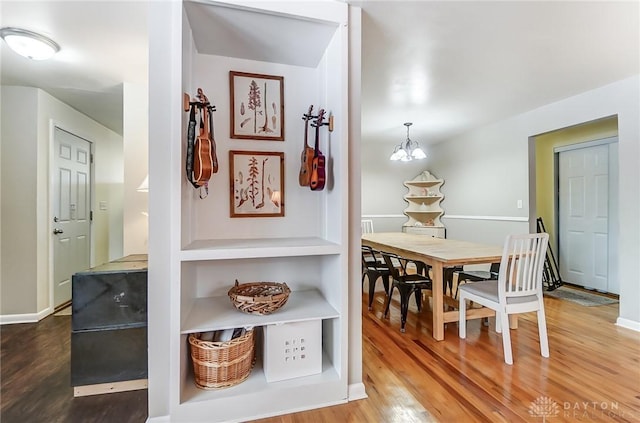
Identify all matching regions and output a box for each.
[2,287,639,423]
[0,315,147,423]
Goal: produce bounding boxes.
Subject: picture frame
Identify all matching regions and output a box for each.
[229,150,284,218]
[230,71,284,141]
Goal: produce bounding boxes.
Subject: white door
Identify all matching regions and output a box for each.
[558,144,609,291]
[53,127,92,308]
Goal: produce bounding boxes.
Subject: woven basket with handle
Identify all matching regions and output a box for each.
[228,280,291,315]
[189,329,255,389]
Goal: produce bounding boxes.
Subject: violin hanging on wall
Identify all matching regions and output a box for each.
[298,105,314,187]
[309,109,326,191]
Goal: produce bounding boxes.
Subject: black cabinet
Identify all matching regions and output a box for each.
[71,256,148,389]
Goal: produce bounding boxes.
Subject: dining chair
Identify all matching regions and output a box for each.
[381,251,432,333]
[453,262,500,299]
[361,246,391,310]
[458,233,550,365]
[361,219,374,234]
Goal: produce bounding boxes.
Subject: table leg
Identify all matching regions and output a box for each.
[432,261,444,340]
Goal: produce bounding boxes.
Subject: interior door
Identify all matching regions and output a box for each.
[558,144,609,291]
[53,127,92,308]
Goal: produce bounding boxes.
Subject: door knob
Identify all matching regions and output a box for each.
[53,228,64,235]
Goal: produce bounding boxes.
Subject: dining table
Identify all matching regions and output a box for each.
[361,232,505,341]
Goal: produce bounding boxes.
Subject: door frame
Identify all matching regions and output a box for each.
[48,120,95,311]
[553,136,619,293]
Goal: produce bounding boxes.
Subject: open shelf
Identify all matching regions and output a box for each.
[181,237,341,261]
[181,350,340,404]
[181,289,339,334]
[405,195,443,202]
[404,180,442,187]
[405,210,441,217]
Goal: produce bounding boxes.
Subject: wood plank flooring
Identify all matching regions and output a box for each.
[2,288,638,422]
[0,315,147,423]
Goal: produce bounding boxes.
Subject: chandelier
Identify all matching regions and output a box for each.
[389,122,426,161]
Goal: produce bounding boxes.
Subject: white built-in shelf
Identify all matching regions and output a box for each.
[181,289,340,334]
[181,351,339,404]
[181,237,341,261]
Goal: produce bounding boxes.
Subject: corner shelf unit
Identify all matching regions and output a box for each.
[148,1,355,422]
[402,171,446,238]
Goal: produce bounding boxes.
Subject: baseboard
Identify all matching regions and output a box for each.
[74,379,148,397]
[146,416,170,423]
[0,307,52,325]
[616,317,640,332]
[348,382,368,401]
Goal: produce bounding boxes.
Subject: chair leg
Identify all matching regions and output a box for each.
[500,311,513,365]
[458,293,467,338]
[537,305,550,358]
[383,285,396,318]
[414,288,422,311]
[381,275,390,297]
[398,285,412,333]
[367,271,379,311]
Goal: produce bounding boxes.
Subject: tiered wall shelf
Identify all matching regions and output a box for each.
[402,170,446,238]
[148,1,355,422]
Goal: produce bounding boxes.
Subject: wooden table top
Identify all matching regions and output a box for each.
[362,232,503,266]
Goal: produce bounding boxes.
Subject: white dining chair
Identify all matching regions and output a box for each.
[458,233,550,365]
[361,219,374,234]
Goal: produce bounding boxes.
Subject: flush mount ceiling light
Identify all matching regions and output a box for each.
[389,122,426,162]
[0,27,60,60]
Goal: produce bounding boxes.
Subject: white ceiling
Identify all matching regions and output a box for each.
[1,1,638,142]
[0,0,148,135]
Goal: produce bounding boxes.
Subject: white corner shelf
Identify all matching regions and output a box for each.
[402,170,446,238]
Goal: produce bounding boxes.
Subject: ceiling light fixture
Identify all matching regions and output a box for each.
[0,27,60,60]
[389,122,426,162]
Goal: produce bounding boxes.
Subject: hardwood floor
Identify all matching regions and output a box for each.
[0,315,147,423]
[2,288,638,422]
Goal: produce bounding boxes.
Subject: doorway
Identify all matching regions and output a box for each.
[52,127,93,309]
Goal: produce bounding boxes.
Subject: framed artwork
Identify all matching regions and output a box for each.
[229,150,284,217]
[230,71,284,141]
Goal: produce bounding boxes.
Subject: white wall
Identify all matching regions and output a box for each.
[1,87,39,315]
[361,142,445,233]
[123,82,149,255]
[1,86,124,320]
[427,76,640,328]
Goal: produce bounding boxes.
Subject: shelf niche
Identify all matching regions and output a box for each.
[147,1,353,422]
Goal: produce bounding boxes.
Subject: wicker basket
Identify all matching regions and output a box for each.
[228,280,291,315]
[188,329,255,389]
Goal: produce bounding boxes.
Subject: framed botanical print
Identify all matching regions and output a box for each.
[230,71,284,141]
[229,150,284,217]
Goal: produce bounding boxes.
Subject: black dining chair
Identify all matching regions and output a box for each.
[381,251,433,332]
[361,246,391,310]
